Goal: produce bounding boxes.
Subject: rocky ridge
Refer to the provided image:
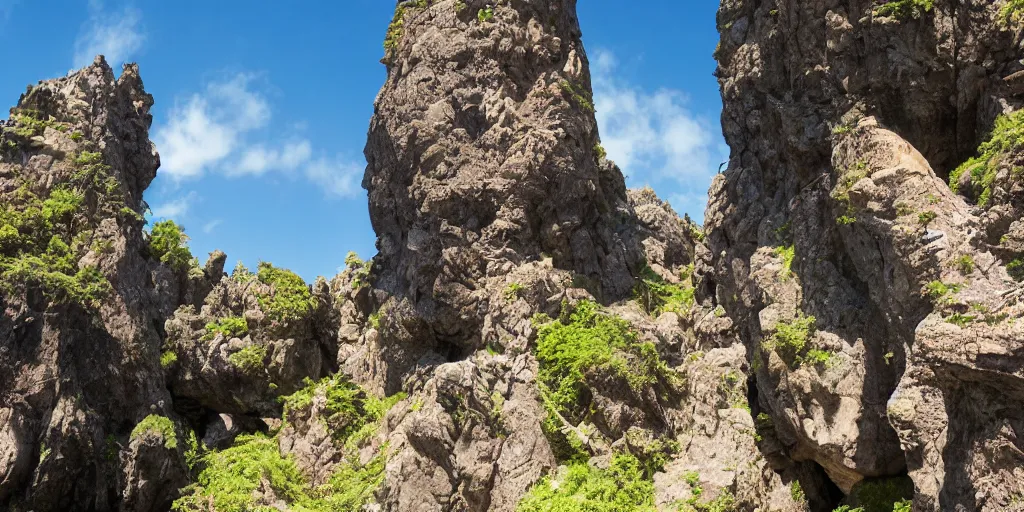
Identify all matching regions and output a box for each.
[1,0,1023,511]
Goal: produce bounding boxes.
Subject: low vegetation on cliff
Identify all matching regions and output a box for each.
[173,376,401,511]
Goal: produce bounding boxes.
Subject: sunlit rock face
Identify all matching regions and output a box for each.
[710,0,1024,509]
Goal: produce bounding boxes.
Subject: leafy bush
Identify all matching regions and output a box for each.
[174,376,393,512]
[559,80,595,113]
[172,433,307,511]
[227,344,267,374]
[791,481,805,502]
[535,301,676,460]
[515,454,656,512]
[161,350,178,368]
[955,255,975,275]
[478,6,494,22]
[874,0,934,19]
[924,280,962,304]
[202,316,249,341]
[774,245,796,279]
[383,0,428,54]
[148,220,195,272]
[846,477,914,512]
[42,188,84,230]
[950,110,1024,206]
[256,262,317,324]
[0,254,109,307]
[346,251,373,289]
[280,375,401,443]
[763,313,822,368]
[1001,0,1024,24]
[130,415,177,449]
[917,211,937,225]
[1008,258,1024,281]
[505,282,524,302]
[634,264,694,315]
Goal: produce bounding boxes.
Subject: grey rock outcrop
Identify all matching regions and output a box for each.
[0,57,187,511]
[710,0,1024,509]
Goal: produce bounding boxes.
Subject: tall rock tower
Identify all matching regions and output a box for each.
[363,0,642,365]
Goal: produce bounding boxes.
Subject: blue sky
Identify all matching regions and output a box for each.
[0,0,726,281]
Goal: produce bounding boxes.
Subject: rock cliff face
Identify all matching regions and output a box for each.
[3,0,1023,511]
[0,57,188,511]
[711,0,1024,510]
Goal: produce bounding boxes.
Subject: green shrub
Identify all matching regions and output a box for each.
[945,313,975,327]
[256,262,316,324]
[346,251,374,289]
[874,0,934,19]
[1001,0,1024,24]
[1008,258,1024,281]
[836,215,857,225]
[917,211,937,226]
[478,6,494,22]
[227,344,267,374]
[148,220,195,272]
[955,255,975,275]
[892,499,912,512]
[160,350,178,368]
[505,282,525,302]
[73,151,104,166]
[383,0,428,54]
[594,143,607,161]
[763,313,822,369]
[559,80,595,113]
[280,375,402,443]
[791,481,805,502]
[774,245,796,279]
[515,453,656,512]
[847,477,914,512]
[0,254,110,306]
[41,188,84,229]
[924,280,962,303]
[633,264,694,315]
[950,110,1024,206]
[172,433,307,511]
[130,415,177,449]
[535,301,676,460]
[202,316,249,341]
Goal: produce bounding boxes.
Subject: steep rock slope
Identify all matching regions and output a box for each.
[0,58,188,512]
[710,0,1024,510]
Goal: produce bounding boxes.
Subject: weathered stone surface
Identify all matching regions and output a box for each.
[0,57,188,511]
[710,0,1024,509]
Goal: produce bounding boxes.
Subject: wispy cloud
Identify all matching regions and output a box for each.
[154,75,363,198]
[202,219,223,234]
[73,1,145,68]
[151,191,197,220]
[592,49,726,221]
[304,156,363,198]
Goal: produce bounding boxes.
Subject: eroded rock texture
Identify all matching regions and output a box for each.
[711,0,1024,509]
[0,58,188,512]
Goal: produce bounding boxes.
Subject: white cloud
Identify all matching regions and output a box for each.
[155,74,269,180]
[151,191,197,220]
[154,75,363,198]
[235,140,312,176]
[304,156,363,198]
[591,49,727,223]
[202,219,223,234]
[73,2,145,68]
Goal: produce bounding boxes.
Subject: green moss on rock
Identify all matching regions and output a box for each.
[515,454,656,512]
[130,415,177,450]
